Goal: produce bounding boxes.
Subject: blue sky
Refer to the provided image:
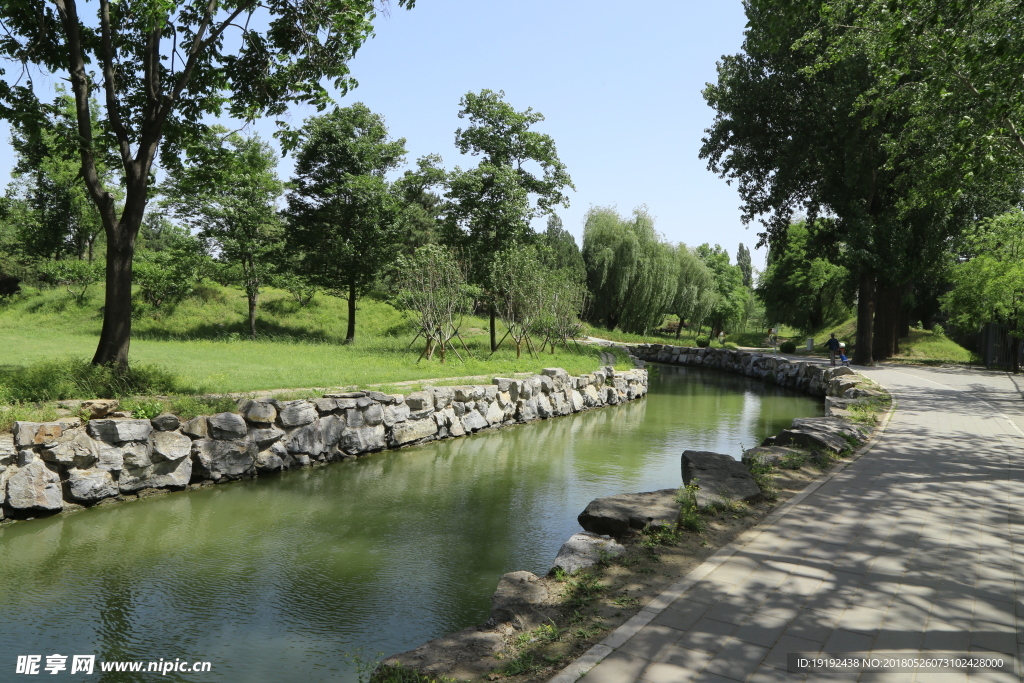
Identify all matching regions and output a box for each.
[0,1,762,267]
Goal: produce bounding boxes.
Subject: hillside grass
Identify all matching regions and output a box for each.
[0,283,630,405]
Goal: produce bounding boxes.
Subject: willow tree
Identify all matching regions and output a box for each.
[0,0,415,368]
[670,245,715,339]
[582,206,678,335]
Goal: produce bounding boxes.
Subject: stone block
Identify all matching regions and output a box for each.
[391,418,439,445]
[150,413,180,431]
[490,571,550,630]
[340,425,387,454]
[42,432,100,469]
[87,419,152,443]
[681,450,762,509]
[578,489,680,536]
[551,532,626,575]
[191,438,255,479]
[5,461,63,511]
[82,399,119,419]
[278,401,317,427]
[151,431,192,462]
[461,409,488,433]
[67,467,118,503]
[14,421,64,447]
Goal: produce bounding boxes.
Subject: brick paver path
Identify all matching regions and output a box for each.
[553,364,1024,683]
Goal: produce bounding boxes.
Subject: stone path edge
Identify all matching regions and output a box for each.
[547,380,898,683]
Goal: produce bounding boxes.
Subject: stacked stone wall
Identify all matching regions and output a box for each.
[0,366,648,520]
[628,344,880,399]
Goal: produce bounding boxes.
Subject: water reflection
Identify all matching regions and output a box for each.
[0,364,821,682]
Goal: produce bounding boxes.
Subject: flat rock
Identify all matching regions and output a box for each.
[741,446,805,468]
[490,571,550,630]
[681,450,762,509]
[551,532,626,575]
[13,421,65,447]
[391,418,438,445]
[774,417,869,454]
[278,401,317,427]
[382,626,505,678]
[87,419,152,443]
[577,489,680,536]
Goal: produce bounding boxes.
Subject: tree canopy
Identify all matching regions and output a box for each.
[0,0,414,367]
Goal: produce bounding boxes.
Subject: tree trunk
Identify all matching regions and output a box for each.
[248,290,258,340]
[346,279,357,343]
[91,220,137,370]
[490,307,497,352]
[873,284,892,361]
[1012,335,1021,374]
[853,271,875,366]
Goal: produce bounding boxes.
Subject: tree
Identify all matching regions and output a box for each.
[541,215,586,284]
[698,0,999,364]
[582,206,678,334]
[491,246,546,358]
[736,243,753,288]
[534,266,587,354]
[0,0,415,368]
[942,210,1024,373]
[442,89,574,351]
[695,244,747,337]
[756,222,851,332]
[391,244,474,363]
[162,129,283,338]
[670,245,716,339]
[286,104,407,342]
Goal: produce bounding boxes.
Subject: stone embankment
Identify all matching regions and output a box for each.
[385,345,891,680]
[0,366,648,521]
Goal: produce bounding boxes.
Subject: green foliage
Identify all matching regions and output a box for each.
[779,340,796,353]
[286,104,408,342]
[390,244,474,362]
[120,399,165,420]
[441,89,574,337]
[943,210,1024,338]
[582,206,677,334]
[0,0,417,367]
[168,395,240,421]
[162,128,284,338]
[676,481,705,532]
[640,523,682,547]
[134,234,208,313]
[746,456,778,501]
[541,215,586,284]
[695,336,710,348]
[36,259,102,305]
[695,244,749,335]
[780,453,806,470]
[0,357,185,403]
[671,245,716,338]
[757,222,851,332]
[0,402,59,433]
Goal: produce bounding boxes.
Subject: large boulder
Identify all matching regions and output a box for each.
[551,532,626,575]
[191,438,255,479]
[66,467,119,503]
[489,571,551,630]
[150,413,180,431]
[207,412,247,440]
[5,461,63,511]
[87,419,152,443]
[285,420,325,456]
[13,421,65,447]
[340,425,387,454]
[460,410,488,433]
[577,489,680,536]
[278,401,317,427]
[681,450,762,509]
[119,456,192,492]
[773,417,869,454]
[82,399,119,419]
[42,432,100,469]
[382,627,505,679]
[391,418,438,445]
[151,431,192,462]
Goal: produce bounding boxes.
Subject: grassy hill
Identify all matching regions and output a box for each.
[0,283,631,403]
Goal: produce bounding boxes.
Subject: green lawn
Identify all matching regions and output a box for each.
[0,283,630,401]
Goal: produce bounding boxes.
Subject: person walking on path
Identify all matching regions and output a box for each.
[826,332,840,366]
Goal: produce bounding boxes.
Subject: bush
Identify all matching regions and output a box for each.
[779,340,796,353]
[695,336,710,348]
[0,357,186,403]
[932,323,945,337]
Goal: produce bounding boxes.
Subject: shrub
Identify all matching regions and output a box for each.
[779,340,796,353]
[0,357,185,403]
[695,336,710,348]
[932,323,945,337]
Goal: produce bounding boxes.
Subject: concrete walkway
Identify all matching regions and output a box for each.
[552,364,1023,682]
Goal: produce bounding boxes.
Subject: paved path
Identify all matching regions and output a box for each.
[553,364,1024,682]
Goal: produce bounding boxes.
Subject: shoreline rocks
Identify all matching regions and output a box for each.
[1,366,648,521]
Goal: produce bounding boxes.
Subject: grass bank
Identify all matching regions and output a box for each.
[0,283,631,420]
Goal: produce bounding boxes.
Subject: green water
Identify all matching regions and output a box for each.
[0,365,821,681]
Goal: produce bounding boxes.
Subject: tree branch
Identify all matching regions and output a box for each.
[98,0,134,169]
